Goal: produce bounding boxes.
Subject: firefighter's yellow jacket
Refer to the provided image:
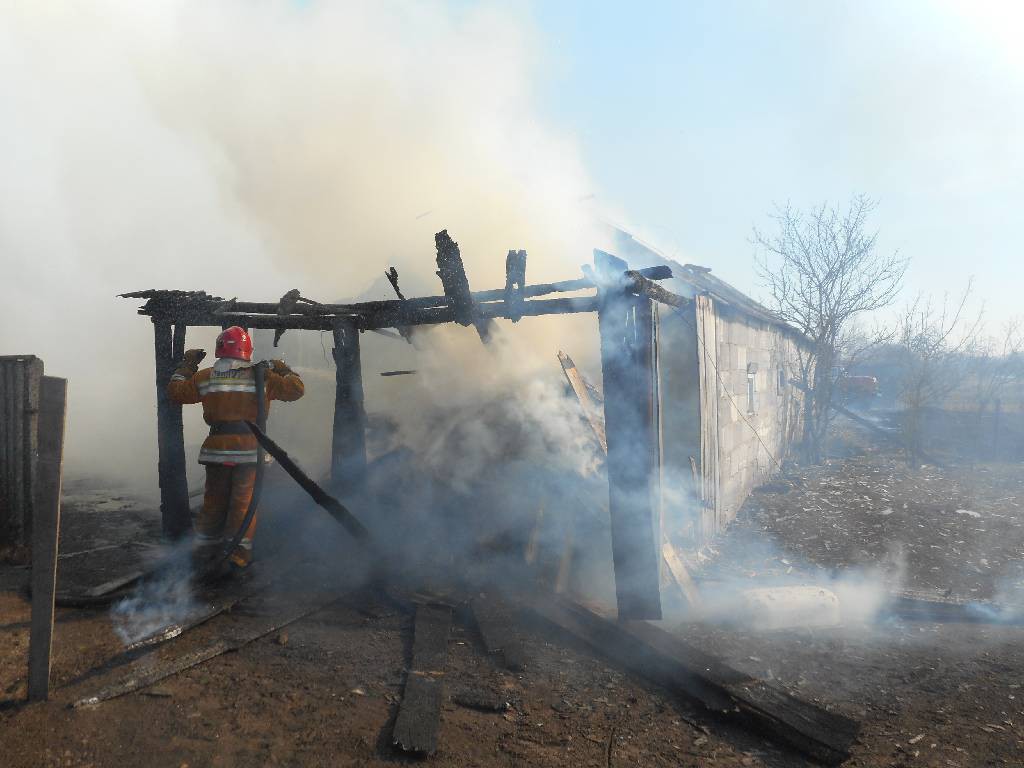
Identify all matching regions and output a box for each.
[168,358,304,465]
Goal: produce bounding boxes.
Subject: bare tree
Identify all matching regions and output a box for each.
[968,318,1023,457]
[894,282,982,465]
[754,195,907,462]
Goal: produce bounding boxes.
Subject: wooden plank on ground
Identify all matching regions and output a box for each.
[393,603,453,754]
[72,595,339,707]
[73,641,233,708]
[470,596,526,671]
[885,589,1023,624]
[123,560,292,652]
[82,570,147,599]
[528,594,858,766]
[27,376,67,702]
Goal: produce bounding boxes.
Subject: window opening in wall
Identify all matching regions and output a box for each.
[745,362,758,415]
[777,367,786,395]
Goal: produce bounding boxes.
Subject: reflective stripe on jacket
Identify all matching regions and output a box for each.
[167,361,304,465]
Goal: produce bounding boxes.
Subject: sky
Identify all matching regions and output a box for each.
[524,0,1023,329]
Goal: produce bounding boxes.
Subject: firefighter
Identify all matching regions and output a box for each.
[168,326,304,572]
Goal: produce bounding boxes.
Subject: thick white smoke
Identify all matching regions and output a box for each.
[0,1,599,488]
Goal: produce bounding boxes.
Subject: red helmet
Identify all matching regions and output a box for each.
[215,326,253,361]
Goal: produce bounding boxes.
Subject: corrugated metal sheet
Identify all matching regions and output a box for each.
[0,355,43,550]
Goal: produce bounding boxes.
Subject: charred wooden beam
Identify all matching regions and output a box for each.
[157,295,601,333]
[384,267,415,343]
[191,266,671,319]
[153,319,191,540]
[528,595,859,765]
[273,288,302,347]
[504,249,527,322]
[623,270,691,308]
[595,250,662,621]
[124,267,673,331]
[247,421,370,541]
[470,595,525,671]
[331,319,368,496]
[434,230,492,342]
[393,603,453,754]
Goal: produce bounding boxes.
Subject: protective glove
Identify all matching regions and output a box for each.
[175,348,206,374]
[270,359,294,376]
[183,349,207,367]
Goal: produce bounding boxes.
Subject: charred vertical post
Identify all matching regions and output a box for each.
[154,319,190,540]
[504,249,527,322]
[594,250,662,620]
[434,230,493,341]
[331,319,368,496]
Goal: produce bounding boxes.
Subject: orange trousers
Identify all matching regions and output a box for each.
[196,464,259,567]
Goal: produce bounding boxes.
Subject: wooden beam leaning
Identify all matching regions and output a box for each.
[27,376,67,702]
[529,595,858,765]
[595,250,663,620]
[153,319,191,540]
[331,319,368,496]
[557,351,607,453]
[393,603,453,754]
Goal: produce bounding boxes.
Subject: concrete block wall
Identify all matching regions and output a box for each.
[711,308,805,529]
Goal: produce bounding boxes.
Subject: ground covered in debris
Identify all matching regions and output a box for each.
[2,422,1024,766]
[684,420,1024,766]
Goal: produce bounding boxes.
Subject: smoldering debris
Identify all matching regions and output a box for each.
[110,543,199,647]
[688,421,1024,633]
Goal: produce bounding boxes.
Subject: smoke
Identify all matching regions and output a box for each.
[0,1,598,489]
[110,540,198,646]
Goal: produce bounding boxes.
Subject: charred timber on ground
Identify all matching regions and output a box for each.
[529,595,859,765]
[392,603,453,754]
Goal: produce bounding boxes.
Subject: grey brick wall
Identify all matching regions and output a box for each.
[710,308,806,530]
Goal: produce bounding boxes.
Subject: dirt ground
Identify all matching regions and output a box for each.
[2,422,1023,767]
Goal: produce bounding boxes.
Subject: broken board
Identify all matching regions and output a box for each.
[392,603,453,755]
[661,539,703,612]
[73,595,340,707]
[557,350,607,453]
[470,595,526,672]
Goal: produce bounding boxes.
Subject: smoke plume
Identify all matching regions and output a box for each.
[0,1,599,488]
